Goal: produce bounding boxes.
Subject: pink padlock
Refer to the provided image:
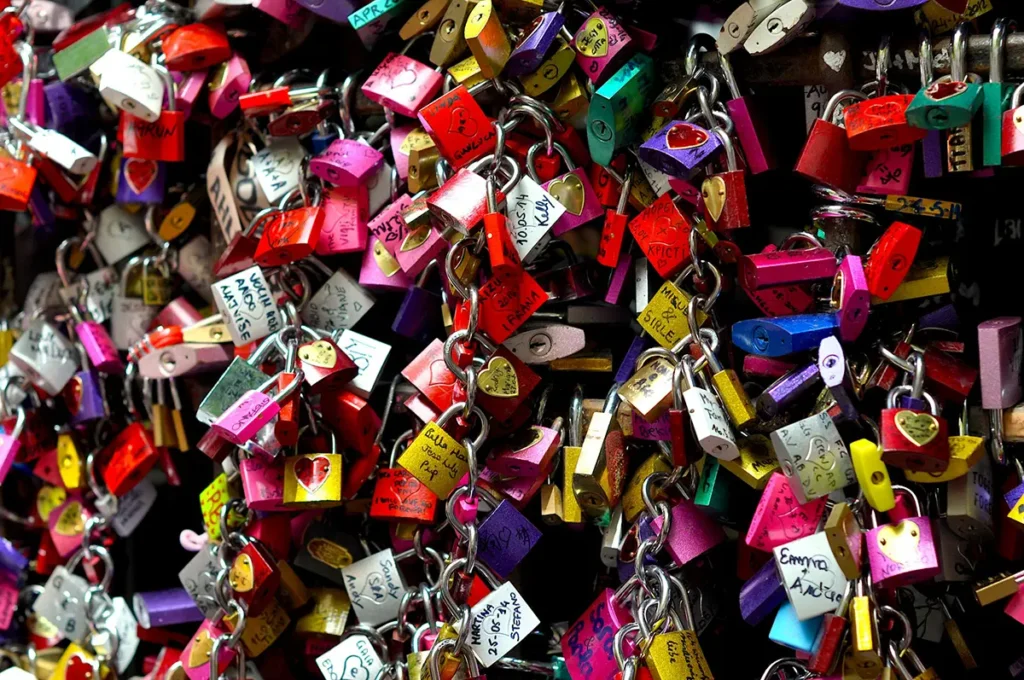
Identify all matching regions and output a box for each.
[368,193,413,256]
[361,53,444,118]
[240,457,287,511]
[0,409,24,485]
[208,53,252,120]
[743,355,797,380]
[316,186,369,255]
[865,501,939,588]
[174,70,208,119]
[396,224,446,278]
[153,296,203,329]
[834,254,870,342]
[48,498,91,558]
[561,588,633,680]
[182,619,236,680]
[488,424,561,478]
[427,168,490,235]
[478,466,546,509]
[650,498,726,565]
[252,0,308,27]
[745,472,827,553]
[0,581,18,630]
[359,238,415,292]
[571,6,634,84]
[212,371,303,445]
[26,79,45,126]
[667,176,702,207]
[309,139,385,187]
[856,144,914,196]
[76,319,124,374]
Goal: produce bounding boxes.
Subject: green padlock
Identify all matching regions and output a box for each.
[694,456,747,524]
[53,26,112,81]
[905,21,982,131]
[982,18,1016,167]
[587,53,656,166]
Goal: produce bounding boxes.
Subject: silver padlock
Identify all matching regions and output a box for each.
[678,353,739,461]
[111,257,159,351]
[341,549,407,626]
[177,542,222,620]
[96,49,165,122]
[946,453,994,542]
[600,505,625,568]
[743,0,814,56]
[336,329,390,399]
[11,119,97,175]
[211,264,282,346]
[92,204,151,265]
[771,410,855,504]
[719,0,786,54]
[33,565,91,642]
[9,318,79,395]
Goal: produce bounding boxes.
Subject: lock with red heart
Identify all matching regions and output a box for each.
[284,452,344,507]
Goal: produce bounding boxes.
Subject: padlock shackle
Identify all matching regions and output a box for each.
[822,89,867,124]
[389,429,415,467]
[875,33,891,98]
[524,140,575,183]
[991,17,1017,84]
[434,401,489,453]
[952,21,971,83]
[569,384,584,447]
[685,33,717,77]
[890,484,923,518]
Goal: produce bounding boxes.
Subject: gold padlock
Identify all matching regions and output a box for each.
[283,453,344,508]
[824,502,863,579]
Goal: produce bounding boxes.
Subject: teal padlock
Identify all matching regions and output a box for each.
[587,53,656,166]
[905,22,982,131]
[694,456,747,524]
[982,18,1016,167]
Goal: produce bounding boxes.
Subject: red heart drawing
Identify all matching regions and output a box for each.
[124,158,157,195]
[448,106,478,138]
[391,473,422,503]
[65,654,96,680]
[925,80,967,102]
[519,15,544,46]
[665,122,709,150]
[294,455,331,494]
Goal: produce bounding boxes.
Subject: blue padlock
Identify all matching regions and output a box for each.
[768,601,824,653]
[732,313,839,357]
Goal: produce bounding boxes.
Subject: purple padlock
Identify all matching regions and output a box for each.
[639,119,723,179]
[505,11,564,77]
[292,0,354,23]
[117,157,167,204]
[476,499,542,578]
[922,130,943,179]
[66,370,107,425]
[838,0,927,9]
[44,81,94,137]
[740,558,787,626]
[309,138,385,187]
[133,588,205,629]
[649,498,726,566]
[0,537,27,575]
[29,185,54,229]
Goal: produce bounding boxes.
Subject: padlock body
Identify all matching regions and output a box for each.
[844,95,926,150]
[794,119,867,193]
[879,407,950,472]
[865,518,939,588]
[906,81,982,130]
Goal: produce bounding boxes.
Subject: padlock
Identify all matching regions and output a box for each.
[832,254,871,342]
[879,358,949,472]
[701,129,749,231]
[505,10,563,77]
[521,142,601,236]
[850,420,896,513]
[211,264,283,346]
[9,318,78,396]
[476,499,541,578]
[906,22,982,131]
[733,313,839,358]
[640,114,721,180]
[427,154,514,235]
[773,531,849,621]
[0,152,36,211]
[846,575,884,678]
[362,52,443,118]
[371,432,438,523]
[398,401,487,499]
[162,23,231,71]
[295,334,357,394]
[562,588,633,680]
[571,6,632,85]
[824,502,863,580]
[946,453,994,542]
[488,419,561,478]
[795,90,870,193]
[207,52,251,119]
[417,84,496,169]
[255,189,326,267]
[865,494,940,588]
[96,49,165,123]
[743,0,814,55]
[284,452,344,508]
[121,63,185,162]
[755,361,821,419]
[627,192,693,280]
[587,53,655,165]
[718,50,774,174]
[63,369,106,425]
[227,538,281,616]
[212,370,303,445]
[116,156,167,204]
[111,258,159,351]
[310,138,385,188]
[981,19,1016,167]
[102,421,159,496]
[864,221,921,301]
[745,471,826,552]
[463,0,510,78]
[843,37,926,152]
[771,410,855,504]
[739,232,838,291]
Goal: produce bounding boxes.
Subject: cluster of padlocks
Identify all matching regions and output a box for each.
[1,0,1024,677]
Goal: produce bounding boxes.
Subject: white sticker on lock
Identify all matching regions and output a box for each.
[506,176,565,263]
[33,566,90,642]
[365,160,395,217]
[338,330,390,399]
[773,532,849,621]
[252,137,305,205]
[459,581,541,667]
[112,479,157,537]
[211,264,282,346]
[96,50,165,122]
[638,159,672,198]
[302,269,376,331]
[316,634,384,680]
[94,204,150,265]
[9,319,79,396]
[341,549,405,626]
[684,386,739,461]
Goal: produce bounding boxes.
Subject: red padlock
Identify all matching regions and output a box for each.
[628,192,692,279]
[417,85,496,170]
[0,155,36,211]
[162,23,231,71]
[227,539,281,616]
[295,335,358,394]
[120,65,185,162]
[795,90,870,193]
[101,422,159,496]
[253,191,325,267]
[863,220,921,301]
[370,432,439,524]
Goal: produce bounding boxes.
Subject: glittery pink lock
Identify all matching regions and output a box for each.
[368,194,413,256]
[865,517,939,588]
[488,425,560,478]
[212,391,280,445]
[208,53,251,120]
[835,254,870,342]
[650,498,726,565]
[316,186,369,255]
[561,588,633,680]
[745,472,826,553]
[571,7,633,84]
[76,320,124,373]
[362,53,443,118]
[309,139,385,187]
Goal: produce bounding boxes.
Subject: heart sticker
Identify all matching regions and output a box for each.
[478,356,520,398]
[576,17,609,58]
[448,106,478,138]
[36,485,66,523]
[188,629,214,668]
[299,340,338,369]
[295,455,332,493]
[307,537,353,569]
[55,501,84,536]
[548,173,585,216]
[893,410,939,446]
[65,654,96,680]
[229,553,255,592]
[863,100,903,122]
[63,375,83,415]
[925,80,967,102]
[665,123,709,151]
[876,519,921,564]
[124,158,158,195]
[701,175,727,222]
